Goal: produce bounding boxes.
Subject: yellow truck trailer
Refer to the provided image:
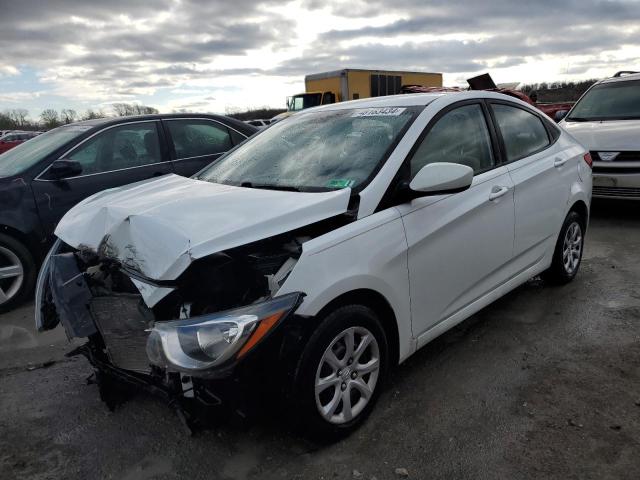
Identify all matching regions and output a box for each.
[285,68,443,113]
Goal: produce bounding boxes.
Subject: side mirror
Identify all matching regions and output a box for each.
[49,159,83,179]
[408,162,474,197]
[554,110,568,122]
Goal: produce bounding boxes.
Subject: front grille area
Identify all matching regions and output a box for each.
[593,186,640,198]
[591,151,640,162]
[90,294,153,373]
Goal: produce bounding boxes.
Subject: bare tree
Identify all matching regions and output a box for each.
[7,109,29,128]
[134,105,159,115]
[40,109,61,129]
[81,109,107,120]
[112,103,159,117]
[0,111,15,130]
[112,103,134,116]
[61,109,78,124]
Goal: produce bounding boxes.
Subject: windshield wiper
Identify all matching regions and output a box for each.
[240,181,300,192]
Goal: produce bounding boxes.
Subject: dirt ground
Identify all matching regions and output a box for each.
[1,200,638,480]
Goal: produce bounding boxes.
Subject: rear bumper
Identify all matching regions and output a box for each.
[592,170,640,200]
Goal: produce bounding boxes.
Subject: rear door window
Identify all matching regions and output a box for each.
[491,104,550,161]
[166,120,233,159]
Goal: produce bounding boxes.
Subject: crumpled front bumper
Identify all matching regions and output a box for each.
[35,241,307,384]
[36,242,157,373]
[36,245,96,336]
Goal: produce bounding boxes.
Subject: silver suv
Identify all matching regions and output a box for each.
[559,71,640,200]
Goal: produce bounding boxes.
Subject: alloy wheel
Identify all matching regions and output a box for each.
[314,326,380,424]
[0,246,24,306]
[562,221,582,275]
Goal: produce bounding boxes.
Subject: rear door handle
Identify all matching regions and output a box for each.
[489,185,510,201]
[554,157,568,168]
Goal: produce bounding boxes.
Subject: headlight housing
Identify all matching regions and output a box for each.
[146,292,303,375]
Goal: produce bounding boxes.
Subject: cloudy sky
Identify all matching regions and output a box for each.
[1,0,639,118]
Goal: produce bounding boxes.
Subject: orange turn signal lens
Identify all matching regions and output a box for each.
[236,311,285,359]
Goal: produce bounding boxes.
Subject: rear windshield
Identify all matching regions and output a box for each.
[567,79,640,121]
[0,125,90,178]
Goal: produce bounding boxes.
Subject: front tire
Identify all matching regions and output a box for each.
[542,211,585,285]
[0,234,36,313]
[292,304,388,439]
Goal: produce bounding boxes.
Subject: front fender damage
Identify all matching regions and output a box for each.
[35,215,352,432]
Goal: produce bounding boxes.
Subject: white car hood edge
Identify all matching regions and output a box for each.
[55,174,352,305]
[561,119,640,150]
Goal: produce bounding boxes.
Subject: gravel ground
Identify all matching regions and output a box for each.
[1,200,639,480]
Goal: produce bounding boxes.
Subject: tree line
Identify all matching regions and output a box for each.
[0,79,601,132]
[520,79,597,103]
[0,103,159,131]
[225,107,286,121]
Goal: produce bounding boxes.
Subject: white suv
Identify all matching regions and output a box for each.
[559,71,640,200]
[37,92,591,438]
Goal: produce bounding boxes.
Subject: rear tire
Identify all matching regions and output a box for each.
[542,211,585,285]
[291,304,388,440]
[0,234,36,313]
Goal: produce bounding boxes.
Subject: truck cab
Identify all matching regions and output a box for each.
[286,91,336,112]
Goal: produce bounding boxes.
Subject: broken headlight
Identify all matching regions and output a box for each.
[146,292,303,374]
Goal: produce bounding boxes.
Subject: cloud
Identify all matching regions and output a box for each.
[0,0,293,102]
[0,0,639,113]
[0,66,20,77]
[305,0,640,77]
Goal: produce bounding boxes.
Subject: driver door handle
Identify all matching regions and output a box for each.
[489,185,510,201]
[554,157,568,168]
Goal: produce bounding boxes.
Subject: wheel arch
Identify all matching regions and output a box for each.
[568,199,589,230]
[314,288,400,366]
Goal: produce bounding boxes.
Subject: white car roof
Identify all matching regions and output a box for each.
[305,90,526,112]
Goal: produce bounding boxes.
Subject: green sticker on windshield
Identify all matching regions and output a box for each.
[326,179,355,189]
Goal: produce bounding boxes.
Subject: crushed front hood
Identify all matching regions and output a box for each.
[55,174,351,282]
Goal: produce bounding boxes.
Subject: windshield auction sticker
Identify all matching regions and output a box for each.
[351,107,406,117]
[327,179,355,188]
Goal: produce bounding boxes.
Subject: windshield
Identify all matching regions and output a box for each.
[198,106,419,192]
[0,125,90,178]
[567,80,640,121]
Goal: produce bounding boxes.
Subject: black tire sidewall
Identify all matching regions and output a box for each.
[545,211,585,284]
[292,304,388,439]
[0,233,36,312]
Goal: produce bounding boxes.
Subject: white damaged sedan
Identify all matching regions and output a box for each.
[37,91,591,438]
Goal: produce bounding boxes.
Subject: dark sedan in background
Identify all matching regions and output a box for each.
[0,113,256,311]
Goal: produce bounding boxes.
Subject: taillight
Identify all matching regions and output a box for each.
[583,152,593,168]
